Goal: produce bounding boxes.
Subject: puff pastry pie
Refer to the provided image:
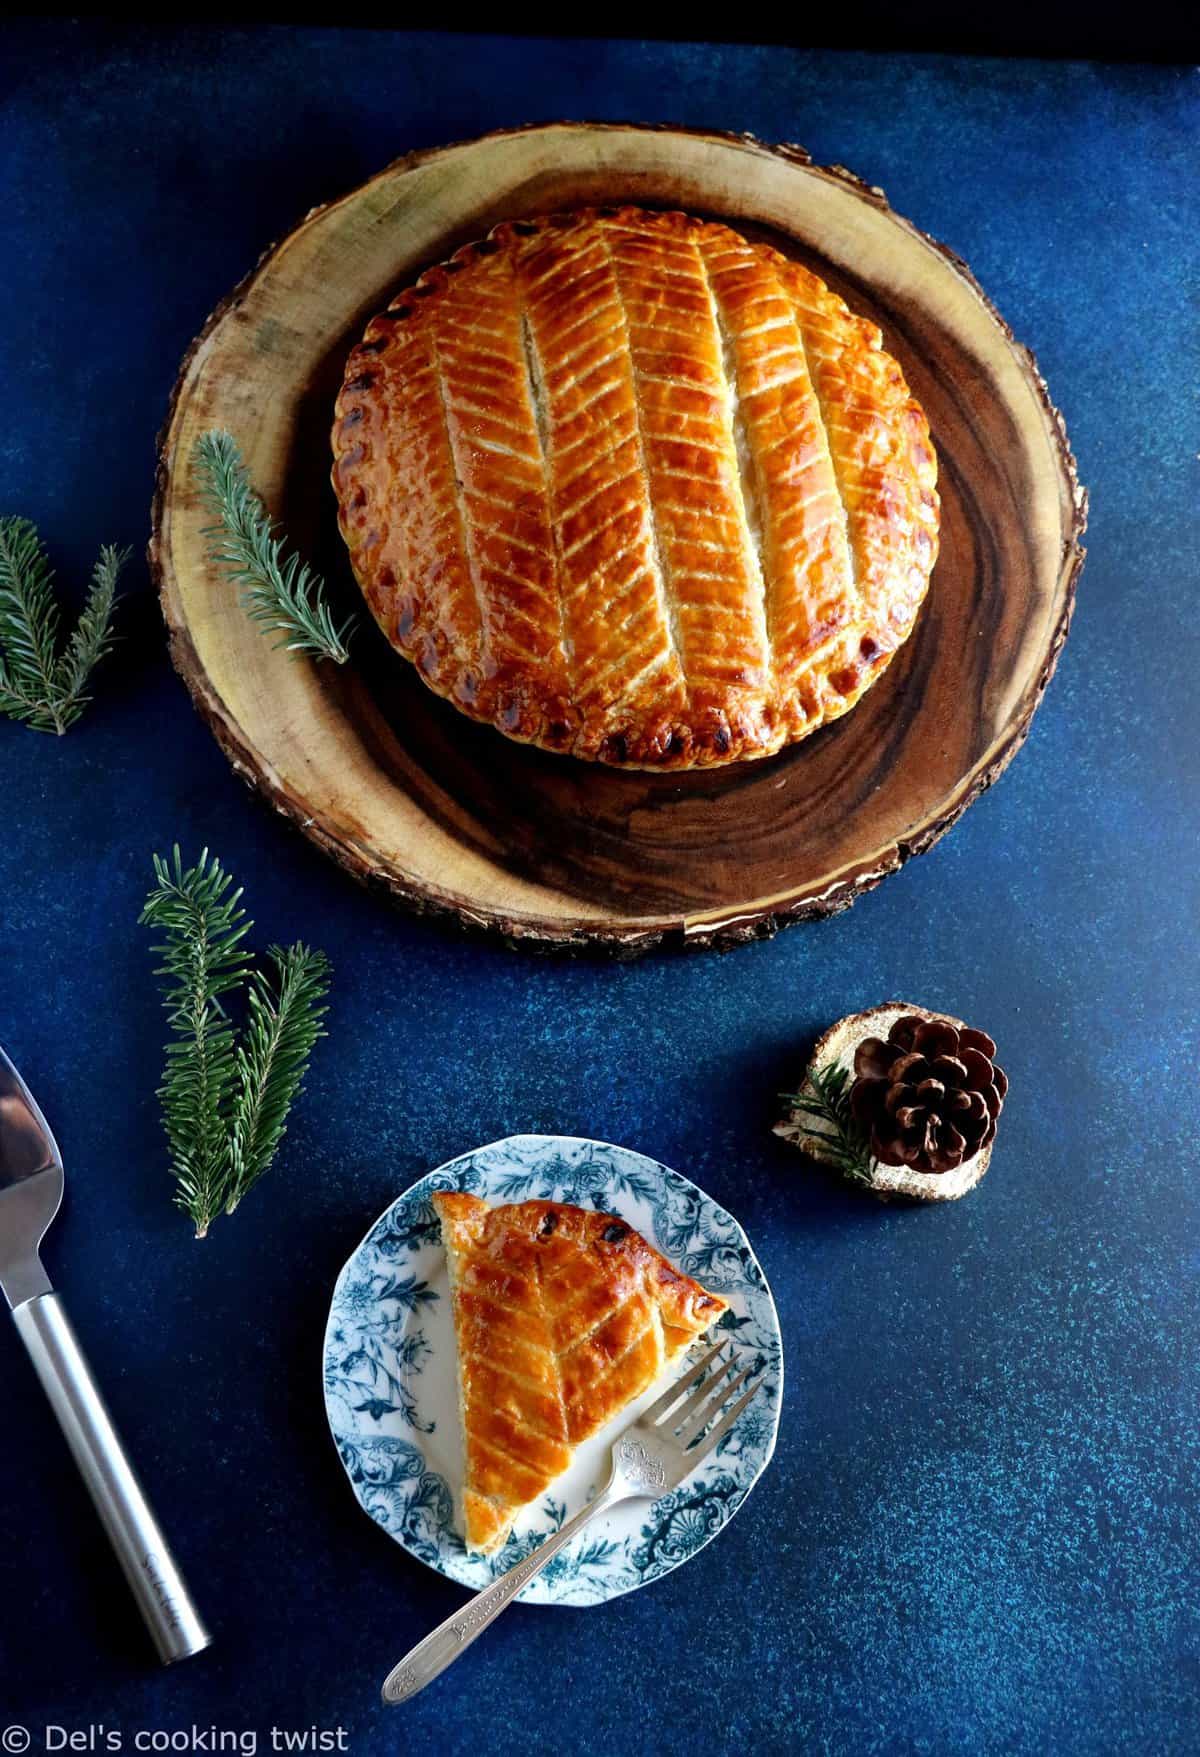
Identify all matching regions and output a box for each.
[333,207,939,769]
[433,1191,727,1554]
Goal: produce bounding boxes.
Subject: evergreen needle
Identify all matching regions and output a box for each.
[140,848,252,1236]
[193,430,354,664]
[0,517,125,734]
[51,543,131,730]
[228,944,331,1213]
[140,849,332,1237]
[783,1062,878,1187]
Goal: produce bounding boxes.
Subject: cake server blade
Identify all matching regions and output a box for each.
[0,1042,210,1664]
[0,1044,64,1307]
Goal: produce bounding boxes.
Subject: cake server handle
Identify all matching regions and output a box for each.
[12,1290,211,1664]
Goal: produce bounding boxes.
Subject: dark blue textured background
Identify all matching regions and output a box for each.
[1,24,1197,1754]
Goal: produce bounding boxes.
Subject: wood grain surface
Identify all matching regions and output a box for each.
[150,124,1087,954]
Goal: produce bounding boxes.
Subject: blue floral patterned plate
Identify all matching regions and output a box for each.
[323,1135,782,1606]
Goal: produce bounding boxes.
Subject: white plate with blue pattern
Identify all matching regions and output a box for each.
[323,1135,782,1606]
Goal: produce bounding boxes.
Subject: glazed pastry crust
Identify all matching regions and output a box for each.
[332,207,939,769]
[433,1192,726,1554]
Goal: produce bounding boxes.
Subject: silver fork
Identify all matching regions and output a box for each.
[381,1339,765,1705]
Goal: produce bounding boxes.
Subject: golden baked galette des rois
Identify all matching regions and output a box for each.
[433,1192,727,1555]
[331,207,939,770]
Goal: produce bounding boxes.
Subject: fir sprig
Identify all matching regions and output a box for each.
[140,849,254,1236]
[139,848,331,1237]
[228,943,332,1213]
[193,430,354,664]
[783,1062,878,1187]
[0,517,59,723]
[0,518,127,733]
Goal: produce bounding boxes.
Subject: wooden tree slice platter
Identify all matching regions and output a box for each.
[151,124,1086,954]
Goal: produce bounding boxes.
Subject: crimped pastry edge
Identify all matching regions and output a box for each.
[433,1194,488,1550]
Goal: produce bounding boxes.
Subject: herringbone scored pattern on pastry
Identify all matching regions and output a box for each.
[333,207,939,769]
[433,1192,727,1554]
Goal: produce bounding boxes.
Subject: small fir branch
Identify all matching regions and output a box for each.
[139,848,331,1238]
[0,518,125,734]
[47,544,130,731]
[139,848,254,1237]
[193,430,354,664]
[783,1062,878,1187]
[227,943,331,1214]
[0,518,60,725]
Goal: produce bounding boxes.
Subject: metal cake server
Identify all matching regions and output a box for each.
[0,1044,209,1664]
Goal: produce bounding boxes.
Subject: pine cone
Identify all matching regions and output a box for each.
[849,1014,1007,1174]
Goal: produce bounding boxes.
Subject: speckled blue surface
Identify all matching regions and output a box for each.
[1,26,1197,1755]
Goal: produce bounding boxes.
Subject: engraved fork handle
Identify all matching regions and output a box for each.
[381,1477,622,1704]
